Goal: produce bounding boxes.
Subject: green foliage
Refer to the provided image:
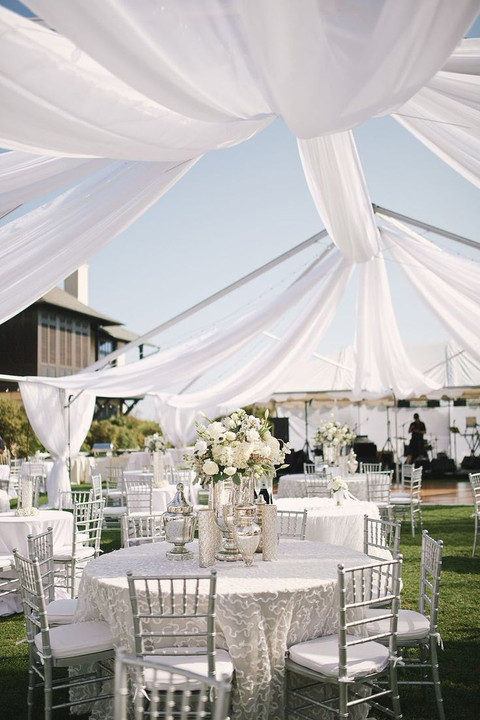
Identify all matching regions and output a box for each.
[0,395,45,457]
[84,414,163,451]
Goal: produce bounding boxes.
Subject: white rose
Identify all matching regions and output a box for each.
[195,440,208,455]
[203,459,219,475]
[225,431,236,441]
[246,428,260,442]
[224,466,237,476]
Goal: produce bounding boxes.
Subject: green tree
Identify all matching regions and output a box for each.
[0,395,45,457]
[84,415,163,451]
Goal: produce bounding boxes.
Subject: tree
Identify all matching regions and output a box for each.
[0,395,44,457]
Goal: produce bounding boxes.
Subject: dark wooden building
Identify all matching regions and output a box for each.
[0,268,145,418]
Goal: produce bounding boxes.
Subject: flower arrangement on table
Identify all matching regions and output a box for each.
[328,475,349,494]
[144,432,168,454]
[315,418,355,448]
[16,506,39,517]
[187,408,290,486]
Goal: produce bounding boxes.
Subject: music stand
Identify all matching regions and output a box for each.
[450,426,460,465]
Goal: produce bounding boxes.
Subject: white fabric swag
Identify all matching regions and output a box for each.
[0,5,478,322]
[19,383,96,508]
[0,157,198,323]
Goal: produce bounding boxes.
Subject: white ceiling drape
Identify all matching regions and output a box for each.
[0,1,478,447]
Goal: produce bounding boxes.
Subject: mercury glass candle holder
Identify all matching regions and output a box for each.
[162,483,197,561]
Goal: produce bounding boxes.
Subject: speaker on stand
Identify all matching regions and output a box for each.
[270,417,289,444]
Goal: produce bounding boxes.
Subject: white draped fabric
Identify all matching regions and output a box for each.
[0,2,478,451]
[0,157,197,323]
[18,383,96,508]
[353,248,440,399]
[383,224,480,361]
[298,132,380,262]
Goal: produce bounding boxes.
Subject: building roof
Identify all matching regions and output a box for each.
[37,287,121,326]
[101,325,139,343]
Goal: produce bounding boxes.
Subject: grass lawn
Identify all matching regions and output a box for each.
[0,505,479,719]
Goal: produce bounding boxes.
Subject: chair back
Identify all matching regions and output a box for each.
[337,557,402,682]
[303,463,316,475]
[304,476,330,498]
[124,476,153,516]
[27,526,55,604]
[470,472,480,507]
[363,515,401,561]
[418,531,443,633]
[360,462,382,473]
[91,473,103,501]
[58,488,93,511]
[127,570,218,676]
[366,470,393,505]
[13,550,52,655]
[114,648,231,720]
[72,498,105,556]
[277,509,307,540]
[405,466,423,499]
[400,463,414,488]
[121,513,165,548]
[104,465,125,499]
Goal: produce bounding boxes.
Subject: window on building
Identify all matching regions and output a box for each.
[39,311,91,375]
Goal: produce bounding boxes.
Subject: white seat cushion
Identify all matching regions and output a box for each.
[143,648,234,688]
[103,506,126,516]
[47,598,78,625]
[53,545,95,561]
[365,608,430,641]
[288,634,389,678]
[35,620,113,659]
[390,496,419,504]
[0,554,13,569]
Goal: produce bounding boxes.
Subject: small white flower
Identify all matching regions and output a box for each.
[195,440,208,455]
[224,466,237,476]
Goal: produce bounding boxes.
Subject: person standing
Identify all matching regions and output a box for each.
[406,413,426,464]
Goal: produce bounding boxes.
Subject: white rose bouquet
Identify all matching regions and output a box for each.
[327,475,349,493]
[144,432,168,454]
[187,408,290,485]
[315,418,355,448]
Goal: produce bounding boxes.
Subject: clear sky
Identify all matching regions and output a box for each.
[2,2,480,360]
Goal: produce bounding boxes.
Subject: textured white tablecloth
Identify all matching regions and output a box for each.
[275,497,379,552]
[0,509,73,556]
[75,539,373,720]
[277,472,368,500]
[0,490,9,513]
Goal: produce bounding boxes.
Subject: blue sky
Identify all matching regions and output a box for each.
[2,2,479,357]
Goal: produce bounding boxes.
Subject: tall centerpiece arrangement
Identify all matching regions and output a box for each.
[144,432,168,488]
[187,408,289,562]
[314,418,355,467]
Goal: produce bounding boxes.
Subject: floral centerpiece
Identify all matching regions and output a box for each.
[187,408,290,562]
[328,475,349,505]
[144,433,168,454]
[187,408,290,487]
[144,433,168,488]
[315,418,355,448]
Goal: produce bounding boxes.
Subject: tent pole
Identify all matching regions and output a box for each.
[373,204,479,250]
[84,229,329,373]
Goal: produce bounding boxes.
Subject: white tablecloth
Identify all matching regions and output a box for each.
[277,472,368,500]
[0,509,74,615]
[275,497,379,552]
[75,539,373,720]
[0,490,10,512]
[71,456,95,484]
[0,509,73,556]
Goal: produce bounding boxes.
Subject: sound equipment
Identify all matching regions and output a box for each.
[353,438,377,464]
[271,417,289,444]
[461,455,480,471]
[431,457,457,474]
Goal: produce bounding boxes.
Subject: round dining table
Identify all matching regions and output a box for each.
[0,509,73,556]
[277,472,369,500]
[75,539,376,720]
[275,497,379,552]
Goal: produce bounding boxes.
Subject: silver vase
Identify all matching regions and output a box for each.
[233,504,261,566]
[210,479,241,562]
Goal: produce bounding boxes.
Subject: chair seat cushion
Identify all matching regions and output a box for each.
[0,554,13,569]
[47,598,78,625]
[288,634,389,678]
[390,496,419,505]
[103,506,126,516]
[365,608,430,641]
[143,648,234,688]
[35,620,113,659]
[53,546,95,561]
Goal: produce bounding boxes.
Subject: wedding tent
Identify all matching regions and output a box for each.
[0,1,479,505]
